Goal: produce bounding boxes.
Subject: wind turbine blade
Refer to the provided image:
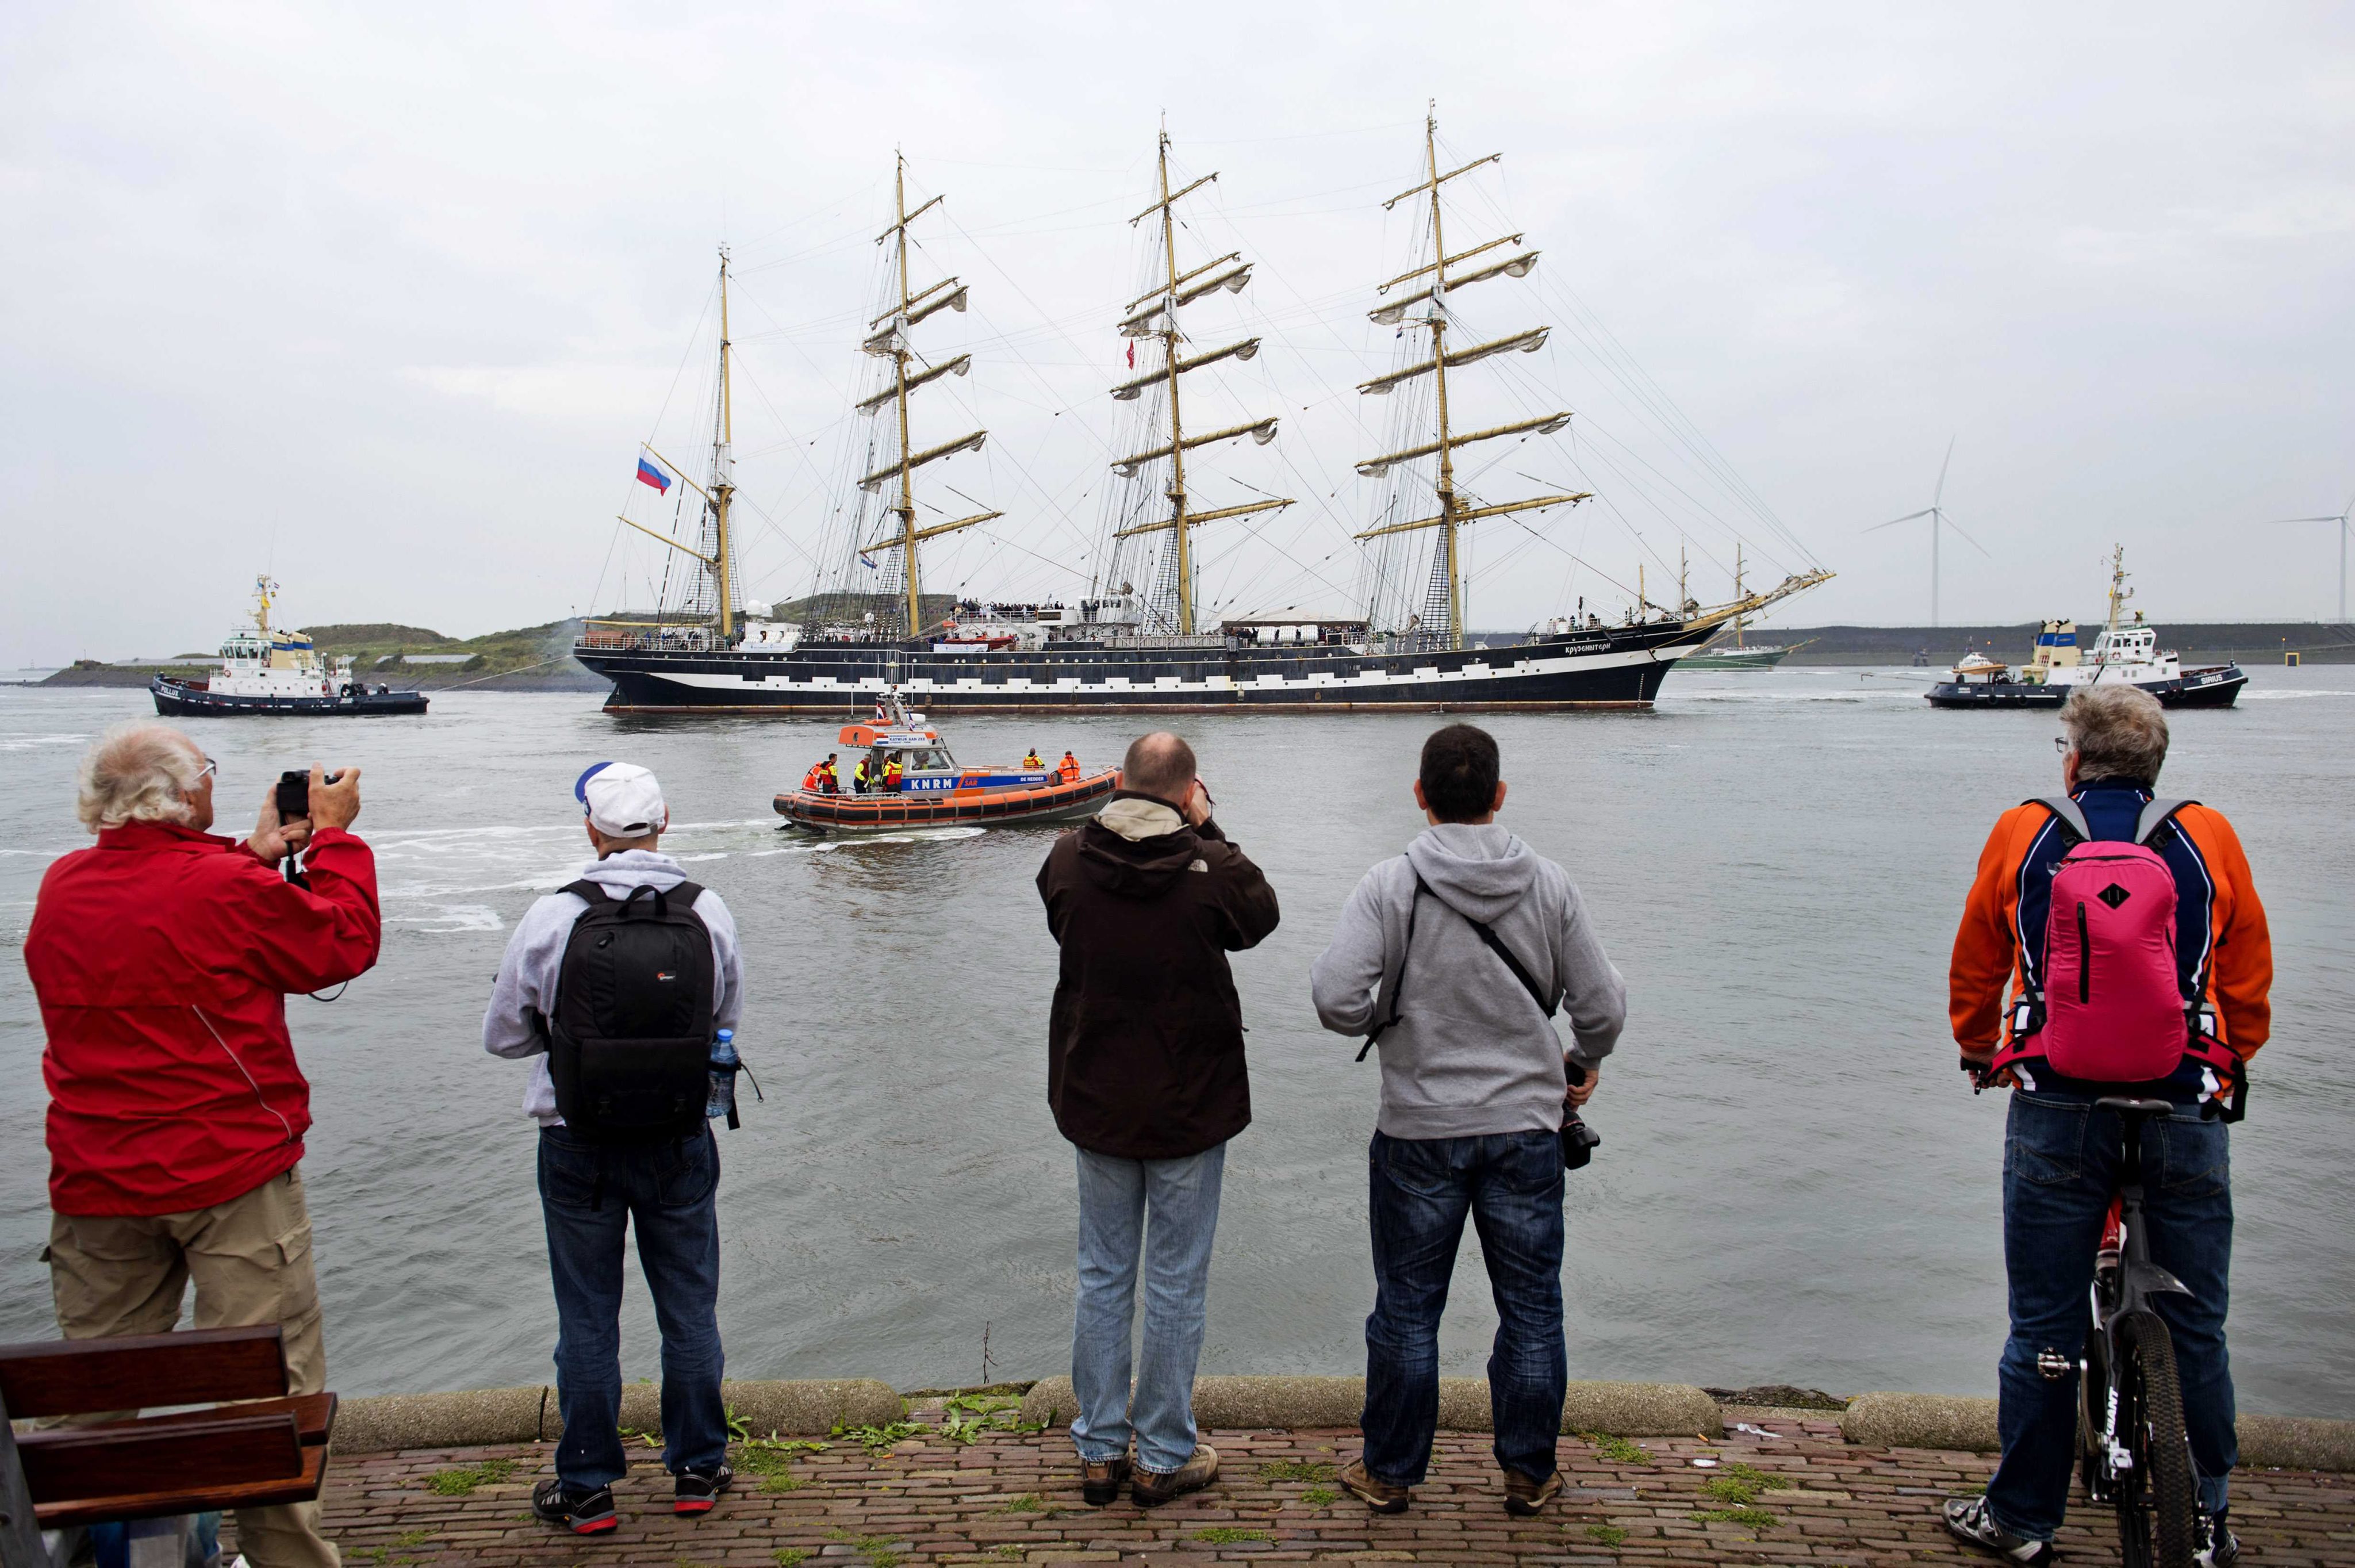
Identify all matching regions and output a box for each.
[2263,516,2341,524]
[1934,435,1956,508]
[1866,509,1937,532]
[1940,511,1993,557]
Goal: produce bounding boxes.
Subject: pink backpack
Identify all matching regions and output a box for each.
[2040,835,2187,1082]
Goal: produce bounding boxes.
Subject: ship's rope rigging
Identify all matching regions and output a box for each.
[607,124,1824,638]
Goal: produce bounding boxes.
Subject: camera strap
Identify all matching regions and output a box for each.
[1357,861,1556,1060]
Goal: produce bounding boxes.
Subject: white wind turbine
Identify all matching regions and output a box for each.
[2265,490,2354,623]
[1865,437,1989,627]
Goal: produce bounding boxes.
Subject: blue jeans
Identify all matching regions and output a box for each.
[1362,1129,1566,1485]
[538,1124,728,1489]
[1986,1092,2235,1540]
[1070,1141,1226,1475]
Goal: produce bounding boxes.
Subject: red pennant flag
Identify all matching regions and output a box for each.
[1126,340,1136,369]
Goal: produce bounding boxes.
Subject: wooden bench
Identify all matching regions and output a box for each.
[0,1325,336,1565]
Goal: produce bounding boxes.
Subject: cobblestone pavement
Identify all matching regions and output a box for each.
[275,1413,2354,1566]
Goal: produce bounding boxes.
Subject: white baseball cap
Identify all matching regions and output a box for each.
[574,762,667,837]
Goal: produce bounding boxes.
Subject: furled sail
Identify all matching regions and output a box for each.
[1358,327,1549,397]
[1370,252,1540,326]
[1356,412,1571,477]
[1110,337,1261,401]
[854,354,972,414]
[1111,417,1279,478]
[860,430,988,492]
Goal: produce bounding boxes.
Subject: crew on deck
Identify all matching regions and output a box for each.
[1060,750,1080,783]
[882,757,904,792]
[1024,747,1044,769]
[852,758,873,795]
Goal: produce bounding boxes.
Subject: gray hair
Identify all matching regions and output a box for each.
[2061,683,2169,784]
[76,723,205,832]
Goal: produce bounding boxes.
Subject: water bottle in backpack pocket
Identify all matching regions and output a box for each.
[2039,840,2187,1082]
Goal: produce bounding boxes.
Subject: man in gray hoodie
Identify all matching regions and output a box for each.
[1310,723,1625,1517]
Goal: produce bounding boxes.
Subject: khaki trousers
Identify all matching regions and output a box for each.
[46,1165,339,1568]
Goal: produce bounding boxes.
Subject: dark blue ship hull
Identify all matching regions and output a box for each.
[574,621,1717,714]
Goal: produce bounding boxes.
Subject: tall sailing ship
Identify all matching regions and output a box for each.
[573,118,1829,713]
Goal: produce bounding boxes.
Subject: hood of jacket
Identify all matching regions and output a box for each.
[1076,793,1202,899]
[1404,822,1539,925]
[576,848,691,894]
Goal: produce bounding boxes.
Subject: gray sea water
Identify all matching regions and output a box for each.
[2,671,2350,1413]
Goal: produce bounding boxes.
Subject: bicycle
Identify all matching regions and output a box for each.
[2074,1096,2202,1568]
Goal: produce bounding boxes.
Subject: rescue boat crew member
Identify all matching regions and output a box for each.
[1060,750,1080,783]
[852,758,872,795]
[820,754,841,796]
[1025,747,1044,769]
[801,761,825,792]
[883,757,904,792]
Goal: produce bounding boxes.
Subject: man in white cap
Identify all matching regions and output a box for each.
[484,761,745,1536]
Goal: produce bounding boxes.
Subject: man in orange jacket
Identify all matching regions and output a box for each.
[1943,685,2269,1567]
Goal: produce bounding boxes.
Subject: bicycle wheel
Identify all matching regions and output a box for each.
[2115,1310,2198,1568]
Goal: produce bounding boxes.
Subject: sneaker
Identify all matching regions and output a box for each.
[2196,1508,2240,1568]
[1942,1496,2053,1565]
[1338,1458,1411,1514]
[531,1477,617,1535]
[1130,1444,1218,1507]
[673,1462,734,1516]
[1080,1454,1132,1508]
[1502,1466,1564,1517]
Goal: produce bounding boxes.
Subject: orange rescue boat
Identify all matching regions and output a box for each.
[775,691,1117,833]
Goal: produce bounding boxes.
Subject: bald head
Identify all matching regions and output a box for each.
[1121,731,1197,806]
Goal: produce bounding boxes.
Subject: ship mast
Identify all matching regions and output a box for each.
[1107,125,1290,635]
[712,247,738,642]
[858,153,997,643]
[1355,110,1592,651]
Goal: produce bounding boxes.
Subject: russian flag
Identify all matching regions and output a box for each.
[636,456,672,494]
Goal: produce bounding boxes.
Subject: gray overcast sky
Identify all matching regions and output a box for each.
[5,1,2351,664]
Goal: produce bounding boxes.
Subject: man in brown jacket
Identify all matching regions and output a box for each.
[1036,731,1280,1509]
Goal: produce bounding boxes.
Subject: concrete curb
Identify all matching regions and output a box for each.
[334,1379,901,1454]
[1016,1375,1721,1439]
[1839,1394,2355,1471]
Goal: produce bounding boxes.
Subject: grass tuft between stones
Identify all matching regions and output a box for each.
[1256,1458,1337,1482]
[1577,1430,1649,1465]
[1693,1504,1779,1529]
[1302,1485,1338,1506]
[1194,1526,1274,1543]
[423,1458,516,1496]
[1586,1522,1629,1546]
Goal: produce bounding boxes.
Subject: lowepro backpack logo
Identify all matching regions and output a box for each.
[2099,883,2131,910]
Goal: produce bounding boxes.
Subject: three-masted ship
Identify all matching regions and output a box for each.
[573,118,1829,714]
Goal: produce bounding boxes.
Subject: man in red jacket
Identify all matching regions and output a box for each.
[25,723,378,1568]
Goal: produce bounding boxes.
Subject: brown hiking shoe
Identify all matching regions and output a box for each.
[1502,1466,1564,1516]
[1079,1454,1131,1507]
[1130,1444,1218,1507]
[1338,1458,1412,1513]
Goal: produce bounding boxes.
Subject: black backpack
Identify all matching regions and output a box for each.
[541,879,716,1144]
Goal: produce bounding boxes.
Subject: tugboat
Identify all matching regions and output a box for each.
[774,690,1117,832]
[151,577,429,717]
[1925,548,2246,709]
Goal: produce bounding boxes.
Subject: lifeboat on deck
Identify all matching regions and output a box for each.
[774,690,1118,833]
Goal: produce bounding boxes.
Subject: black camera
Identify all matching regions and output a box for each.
[275,768,340,821]
[1562,1059,1602,1171]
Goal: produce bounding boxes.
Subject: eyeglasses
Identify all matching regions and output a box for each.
[2053,736,2072,755]
[195,757,219,782]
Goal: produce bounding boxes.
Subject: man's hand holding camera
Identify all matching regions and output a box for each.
[248,764,362,868]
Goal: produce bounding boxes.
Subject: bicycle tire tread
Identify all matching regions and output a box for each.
[2118,1309,2199,1568]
